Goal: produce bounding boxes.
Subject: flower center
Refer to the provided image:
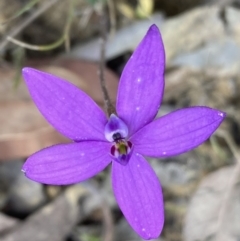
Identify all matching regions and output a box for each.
[111,139,133,166]
[104,114,133,165]
[112,132,122,141]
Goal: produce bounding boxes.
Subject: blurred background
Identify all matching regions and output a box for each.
[0,0,240,241]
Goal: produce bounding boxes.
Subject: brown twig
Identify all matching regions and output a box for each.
[107,0,116,37]
[98,5,116,117]
[0,0,61,53]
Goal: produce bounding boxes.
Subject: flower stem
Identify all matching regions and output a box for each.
[98,6,116,117]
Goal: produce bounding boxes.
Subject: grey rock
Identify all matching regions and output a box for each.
[183,165,240,241]
[67,13,164,61]
[171,38,240,70]
[0,213,18,234]
[0,160,46,215]
[169,6,240,70]
[162,6,225,63]
[81,179,117,219]
[68,6,225,66]
[115,218,141,241]
[149,152,202,190]
[1,184,86,241]
[226,6,240,45]
[7,172,47,215]
[0,160,23,209]
[0,161,22,184]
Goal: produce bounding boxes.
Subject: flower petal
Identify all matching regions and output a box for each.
[22,67,107,141]
[131,107,226,157]
[116,24,165,136]
[22,141,112,185]
[112,152,164,239]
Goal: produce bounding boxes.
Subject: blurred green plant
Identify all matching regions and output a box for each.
[86,0,107,6]
[1,0,40,24]
[7,0,75,52]
[12,47,25,88]
[81,233,101,241]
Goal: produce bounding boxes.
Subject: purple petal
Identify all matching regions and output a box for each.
[22,67,107,141]
[23,141,111,185]
[116,24,165,136]
[131,107,226,157]
[112,152,164,239]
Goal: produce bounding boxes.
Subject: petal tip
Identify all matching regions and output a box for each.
[217,110,226,119]
[22,67,38,83]
[21,162,29,174]
[22,67,34,75]
[147,24,160,37]
[149,24,159,32]
[22,67,29,73]
[138,228,162,240]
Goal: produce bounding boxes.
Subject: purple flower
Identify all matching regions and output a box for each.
[22,25,225,239]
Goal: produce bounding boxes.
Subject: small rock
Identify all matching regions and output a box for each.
[226,6,240,44]
[0,160,46,216]
[0,160,23,209]
[149,153,201,190]
[115,218,141,241]
[183,165,240,241]
[1,184,87,241]
[7,172,46,216]
[81,179,116,221]
[164,67,240,111]
[0,213,18,234]
[68,13,164,61]
[171,38,240,71]
[162,6,225,63]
